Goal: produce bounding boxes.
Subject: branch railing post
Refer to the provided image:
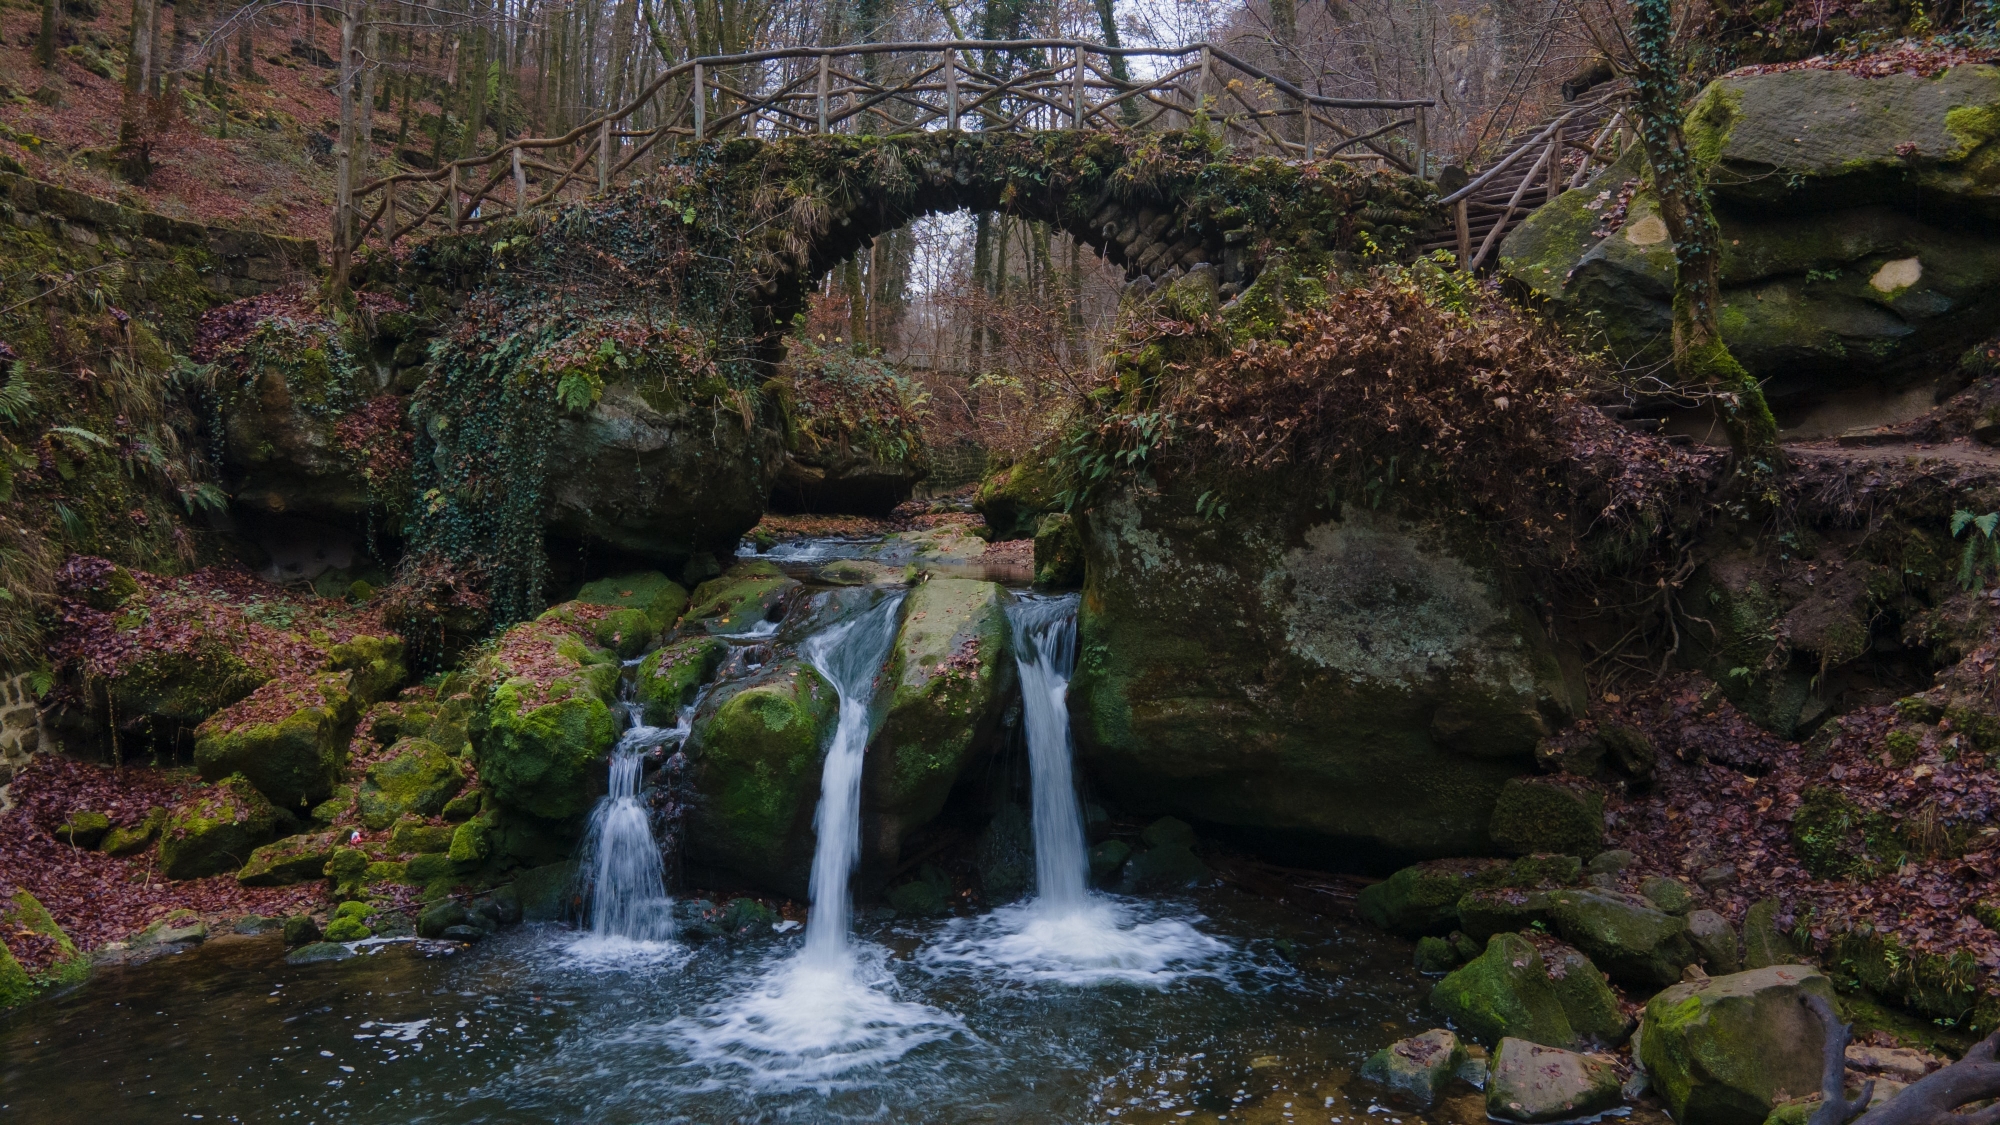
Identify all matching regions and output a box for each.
[1197,45,1211,117]
[598,120,611,193]
[1415,105,1428,179]
[1072,45,1085,127]
[1547,127,1562,204]
[448,164,460,232]
[1455,199,1470,267]
[818,52,830,132]
[1303,104,1314,159]
[512,144,526,216]
[944,47,958,130]
[693,62,705,141]
[384,177,398,247]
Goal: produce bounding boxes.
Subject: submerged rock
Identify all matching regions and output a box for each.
[1073,493,1582,865]
[1360,1028,1468,1109]
[863,580,1015,886]
[682,660,838,897]
[1638,965,1835,1125]
[159,774,278,879]
[1430,932,1629,1050]
[1484,1037,1622,1123]
[286,941,354,964]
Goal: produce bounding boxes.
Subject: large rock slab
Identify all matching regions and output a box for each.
[1639,965,1835,1125]
[683,659,838,897]
[862,579,1014,887]
[467,616,620,821]
[193,672,357,811]
[1503,65,2000,411]
[1073,490,1582,867]
[1430,932,1628,1050]
[1485,1037,1622,1123]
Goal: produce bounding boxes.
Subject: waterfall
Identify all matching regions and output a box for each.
[797,592,906,965]
[1008,594,1089,913]
[571,684,692,954]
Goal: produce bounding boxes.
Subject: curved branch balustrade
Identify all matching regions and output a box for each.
[336,39,1436,265]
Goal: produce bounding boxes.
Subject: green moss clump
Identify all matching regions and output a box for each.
[974,458,1060,540]
[0,890,88,1008]
[55,810,110,848]
[159,773,278,879]
[634,637,728,725]
[1430,932,1626,1049]
[324,635,408,705]
[448,814,492,865]
[1032,513,1084,587]
[326,847,370,899]
[1488,777,1606,858]
[100,806,167,856]
[1826,928,1987,1031]
[323,916,372,942]
[357,738,467,829]
[685,661,838,892]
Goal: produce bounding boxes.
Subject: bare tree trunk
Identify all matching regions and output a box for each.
[460,3,488,158]
[237,20,257,80]
[37,0,58,68]
[118,0,157,176]
[331,0,361,300]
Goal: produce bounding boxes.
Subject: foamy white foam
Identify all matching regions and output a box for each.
[560,932,691,971]
[669,946,966,1091]
[919,897,1230,987]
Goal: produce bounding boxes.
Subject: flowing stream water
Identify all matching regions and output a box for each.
[566,684,690,962]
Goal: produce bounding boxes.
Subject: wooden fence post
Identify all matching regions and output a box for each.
[598,120,611,193]
[513,145,526,215]
[818,53,830,132]
[1303,102,1313,159]
[1072,45,1085,127]
[1197,46,1211,115]
[1415,106,1428,179]
[693,63,705,141]
[1455,199,1470,268]
[944,47,957,130]
[1547,128,1561,204]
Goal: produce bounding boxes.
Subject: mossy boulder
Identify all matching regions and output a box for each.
[1550,887,1697,989]
[54,810,110,848]
[1488,777,1604,858]
[974,457,1059,540]
[448,814,491,865]
[1689,908,1744,974]
[468,618,620,821]
[1073,492,1582,866]
[1356,858,1514,937]
[683,659,838,896]
[1430,932,1628,1050]
[1457,887,1556,942]
[100,806,167,855]
[1033,512,1084,587]
[0,890,87,1008]
[1360,1029,1468,1110]
[633,637,728,725]
[1120,841,1212,893]
[575,571,690,633]
[1743,898,1800,970]
[862,580,1015,886]
[1502,65,2000,411]
[236,831,341,886]
[1639,965,1836,1125]
[106,642,269,734]
[325,635,407,705]
[1485,1038,1622,1124]
[159,774,278,879]
[1640,875,1695,915]
[193,672,357,810]
[685,561,799,635]
[357,739,466,829]
[388,818,455,854]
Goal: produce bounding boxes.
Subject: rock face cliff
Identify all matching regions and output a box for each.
[1503,64,2000,427]
[1072,481,1586,868]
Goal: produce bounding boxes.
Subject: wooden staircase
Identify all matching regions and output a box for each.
[1421,97,1631,272]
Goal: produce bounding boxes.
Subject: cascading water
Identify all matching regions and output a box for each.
[673,592,963,1088]
[567,679,692,961]
[919,592,1228,985]
[1010,595,1090,912]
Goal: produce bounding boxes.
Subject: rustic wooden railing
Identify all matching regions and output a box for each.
[336,39,1435,262]
[1428,94,1633,271]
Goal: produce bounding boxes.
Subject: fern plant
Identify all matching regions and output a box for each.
[0,362,35,425]
[1951,509,2000,590]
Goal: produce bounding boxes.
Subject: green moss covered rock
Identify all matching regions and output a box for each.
[1358,858,1513,937]
[55,810,110,848]
[974,457,1058,539]
[236,831,341,886]
[1457,887,1555,942]
[1033,512,1084,587]
[1488,777,1604,858]
[388,818,454,854]
[159,774,278,879]
[576,571,689,632]
[108,642,269,736]
[1550,888,1697,989]
[100,806,167,856]
[0,890,87,1008]
[357,738,466,829]
[448,814,492,865]
[323,916,372,942]
[1743,898,1800,970]
[325,635,407,705]
[684,659,838,895]
[863,580,1015,884]
[1430,932,1628,1050]
[194,672,357,810]
[468,618,620,821]
[1640,966,1836,1125]
[686,561,799,635]
[1688,909,1743,974]
[634,637,728,725]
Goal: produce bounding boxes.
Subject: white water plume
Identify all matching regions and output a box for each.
[920,594,1228,985]
[567,700,687,964]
